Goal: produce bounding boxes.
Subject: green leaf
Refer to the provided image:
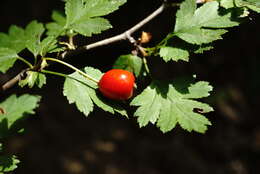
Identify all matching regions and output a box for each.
[65,0,85,26]
[131,83,163,127]
[0,33,9,49]
[176,28,227,45]
[113,54,143,77]
[0,21,59,57]
[194,44,214,54]
[18,71,46,88]
[46,11,66,36]
[174,0,240,44]
[131,80,213,133]
[73,17,112,36]
[39,36,61,56]
[63,67,127,117]
[235,0,260,12]
[159,46,189,62]
[83,0,127,18]
[220,0,236,9]
[25,20,45,57]
[0,48,20,73]
[0,25,27,53]
[0,94,41,137]
[0,155,20,173]
[65,0,126,36]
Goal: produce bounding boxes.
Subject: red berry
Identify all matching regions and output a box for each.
[98,69,135,100]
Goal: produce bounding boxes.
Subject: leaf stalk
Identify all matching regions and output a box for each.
[43,57,99,83]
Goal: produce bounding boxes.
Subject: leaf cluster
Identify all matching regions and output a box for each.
[0,0,259,138]
[157,0,259,62]
[0,95,40,173]
[4,0,259,172]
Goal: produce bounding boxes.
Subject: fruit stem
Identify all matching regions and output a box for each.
[43,57,99,83]
[41,69,69,78]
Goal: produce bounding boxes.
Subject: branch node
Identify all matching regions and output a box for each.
[125,32,136,44]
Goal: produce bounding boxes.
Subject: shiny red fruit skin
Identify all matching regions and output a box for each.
[98,69,135,100]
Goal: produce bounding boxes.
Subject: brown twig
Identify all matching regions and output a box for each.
[0,69,29,92]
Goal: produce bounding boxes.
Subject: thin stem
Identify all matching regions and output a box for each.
[69,35,76,49]
[41,69,69,78]
[43,57,99,83]
[17,57,33,68]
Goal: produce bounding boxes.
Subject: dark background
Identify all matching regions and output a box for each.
[1,0,260,174]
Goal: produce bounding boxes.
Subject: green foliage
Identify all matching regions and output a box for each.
[25,20,45,57]
[174,0,239,45]
[159,46,189,62]
[0,21,61,69]
[220,0,260,12]
[64,0,126,36]
[0,25,27,53]
[113,54,143,77]
[0,48,20,73]
[2,0,259,172]
[19,71,46,88]
[63,67,127,117]
[0,1,258,165]
[236,0,260,12]
[46,11,67,36]
[0,155,20,174]
[0,95,40,174]
[158,0,241,62]
[131,80,213,133]
[0,94,41,138]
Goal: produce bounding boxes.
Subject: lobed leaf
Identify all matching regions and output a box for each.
[0,48,20,73]
[220,0,236,9]
[0,94,41,137]
[65,0,126,36]
[39,36,62,56]
[131,84,163,127]
[113,54,143,77]
[46,11,66,36]
[176,28,227,45]
[174,0,239,44]
[63,67,127,117]
[65,0,85,26]
[0,155,20,173]
[83,0,127,18]
[72,17,112,36]
[0,20,59,58]
[235,0,260,12]
[131,80,213,133]
[220,0,260,12]
[159,46,189,62]
[25,20,45,57]
[63,71,95,116]
[0,25,27,53]
[18,71,46,88]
